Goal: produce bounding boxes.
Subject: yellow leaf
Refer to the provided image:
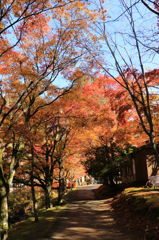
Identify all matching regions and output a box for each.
[0,22,4,29]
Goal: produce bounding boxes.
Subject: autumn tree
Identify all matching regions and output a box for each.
[85,0,159,173]
[0,0,89,57]
[14,116,61,209]
[0,117,25,239]
[0,2,104,239]
[84,141,135,185]
[141,0,159,16]
[59,73,143,185]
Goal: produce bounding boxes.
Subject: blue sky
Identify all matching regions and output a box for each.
[2,0,158,89]
[54,0,159,87]
[100,0,159,74]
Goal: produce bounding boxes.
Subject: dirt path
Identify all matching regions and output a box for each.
[45,185,143,240]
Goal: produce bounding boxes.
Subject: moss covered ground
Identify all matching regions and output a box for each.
[9,206,66,240]
[112,187,159,240]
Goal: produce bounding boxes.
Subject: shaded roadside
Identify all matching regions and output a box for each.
[47,185,143,240]
[112,188,159,240]
[9,185,146,240]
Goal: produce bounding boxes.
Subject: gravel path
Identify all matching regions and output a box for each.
[46,185,141,240]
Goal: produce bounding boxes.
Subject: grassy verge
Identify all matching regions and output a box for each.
[9,205,67,240]
[112,187,159,239]
[122,187,159,218]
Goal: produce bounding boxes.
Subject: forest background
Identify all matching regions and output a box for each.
[0,1,159,240]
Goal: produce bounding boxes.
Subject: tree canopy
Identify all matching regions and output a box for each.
[0,1,159,239]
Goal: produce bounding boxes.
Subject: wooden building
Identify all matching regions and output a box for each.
[121,144,158,185]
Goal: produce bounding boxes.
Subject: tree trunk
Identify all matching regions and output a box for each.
[30,145,38,222]
[0,145,20,240]
[44,184,52,209]
[58,177,65,204]
[30,179,38,222]
[0,186,9,240]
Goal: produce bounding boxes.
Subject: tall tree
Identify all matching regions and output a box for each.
[85,0,159,173]
[141,0,159,16]
[0,2,103,239]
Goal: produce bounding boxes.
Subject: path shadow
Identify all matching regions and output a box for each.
[67,189,96,202]
[49,198,138,240]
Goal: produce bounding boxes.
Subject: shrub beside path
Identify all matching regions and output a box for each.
[45,185,142,240]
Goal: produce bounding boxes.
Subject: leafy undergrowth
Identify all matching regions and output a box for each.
[9,187,61,224]
[9,205,66,240]
[112,187,159,240]
[9,188,45,223]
